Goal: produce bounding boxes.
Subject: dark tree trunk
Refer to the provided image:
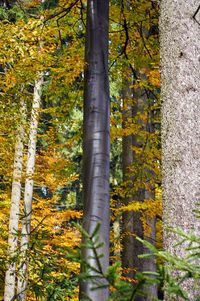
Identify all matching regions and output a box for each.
[121,77,144,281]
[80,1,110,300]
[121,73,158,301]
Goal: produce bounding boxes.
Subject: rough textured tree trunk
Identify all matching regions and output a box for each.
[80,0,110,300]
[4,100,26,301]
[160,1,200,299]
[17,76,43,300]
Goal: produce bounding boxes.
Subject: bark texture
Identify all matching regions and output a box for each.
[4,101,26,301]
[80,1,110,300]
[160,0,200,299]
[17,76,43,300]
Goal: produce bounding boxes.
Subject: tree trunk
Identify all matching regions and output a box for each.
[4,100,26,301]
[121,78,144,281]
[121,74,158,301]
[80,0,110,300]
[141,87,158,301]
[142,189,157,301]
[17,76,43,300]
[160,0,200,299]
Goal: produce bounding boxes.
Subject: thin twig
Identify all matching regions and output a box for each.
[44,0,80,23]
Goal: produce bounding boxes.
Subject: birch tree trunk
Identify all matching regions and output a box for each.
[80,0,110,300]
[160,0,200,299]
[17,76,43,300]
[4,100,26,301]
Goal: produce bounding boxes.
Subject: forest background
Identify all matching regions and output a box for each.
[0,0,198,301]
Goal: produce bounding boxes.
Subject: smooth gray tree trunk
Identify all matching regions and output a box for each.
[142,189,157,301]
[160,1,200,299]
[80,1,110,300]
[4,100,26,301]
[141,85,158,301]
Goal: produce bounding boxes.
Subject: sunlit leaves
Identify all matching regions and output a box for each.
[0,0,161,299]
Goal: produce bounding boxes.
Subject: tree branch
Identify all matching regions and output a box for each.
[43,0,80,23]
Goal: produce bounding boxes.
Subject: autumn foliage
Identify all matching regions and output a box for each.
[0,0,161,300]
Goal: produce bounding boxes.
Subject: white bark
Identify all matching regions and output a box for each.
[4,101,26,301]
[160,0,200,299]
[17,76,43,300]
